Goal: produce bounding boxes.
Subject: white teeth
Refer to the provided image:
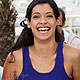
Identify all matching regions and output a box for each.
[38,28,49,31]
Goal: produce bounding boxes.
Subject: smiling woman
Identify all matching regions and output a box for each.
[2,0,80,80]
[28,3,57,41]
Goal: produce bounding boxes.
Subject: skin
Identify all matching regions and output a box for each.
[28,4,57,42]
[2,3,80,80]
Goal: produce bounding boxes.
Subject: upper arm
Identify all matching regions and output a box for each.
[72,50,80,80]
[2,53,17,80]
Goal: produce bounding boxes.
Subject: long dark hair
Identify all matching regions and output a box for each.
[8,0,64,53]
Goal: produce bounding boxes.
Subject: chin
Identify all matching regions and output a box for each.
[34,35,53,42]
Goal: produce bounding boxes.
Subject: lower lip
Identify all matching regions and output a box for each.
[39,30,49,33]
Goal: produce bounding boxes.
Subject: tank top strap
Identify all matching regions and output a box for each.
[56,42,63,68]
[22,46,30,73]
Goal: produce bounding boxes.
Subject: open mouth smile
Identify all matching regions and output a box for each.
[37,27,50,31]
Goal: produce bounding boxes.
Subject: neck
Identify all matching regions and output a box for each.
[29,39,58,58]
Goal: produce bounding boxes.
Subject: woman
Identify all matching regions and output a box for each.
[2,0,80,80]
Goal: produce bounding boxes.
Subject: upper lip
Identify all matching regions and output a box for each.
[37,26,50,28]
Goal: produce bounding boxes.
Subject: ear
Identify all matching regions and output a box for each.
[56,19,60,26]
[27,19,31,28]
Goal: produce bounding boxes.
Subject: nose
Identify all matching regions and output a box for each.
[39,16,47,24]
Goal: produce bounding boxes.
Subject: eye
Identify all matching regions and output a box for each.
[33,15,40,18]
[46,15,53,18]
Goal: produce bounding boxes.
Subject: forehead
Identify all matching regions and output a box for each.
[32,3,53,14]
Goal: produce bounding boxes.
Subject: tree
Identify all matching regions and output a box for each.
[0,0,17,66]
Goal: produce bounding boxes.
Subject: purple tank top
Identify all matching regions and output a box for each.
[17,42,74,80]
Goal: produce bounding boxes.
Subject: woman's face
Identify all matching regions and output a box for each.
[28,3,58,41]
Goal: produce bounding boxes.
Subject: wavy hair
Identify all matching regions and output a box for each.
[8,0,64,53]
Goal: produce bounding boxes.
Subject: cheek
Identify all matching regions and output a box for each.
[30,21,35,29]
[30,22,37,33]
[31,19,38,27]
[50,18,57,24]
[49,20,57,28]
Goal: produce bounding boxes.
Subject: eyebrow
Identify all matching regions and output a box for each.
[32,12,40,15]
[32,12,53,15]
[46,12,54,14]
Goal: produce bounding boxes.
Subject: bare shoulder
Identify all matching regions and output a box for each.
[63,44,80,79]
[6,48,22,65]
[2,48,22,80]
[63,44,80,59]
